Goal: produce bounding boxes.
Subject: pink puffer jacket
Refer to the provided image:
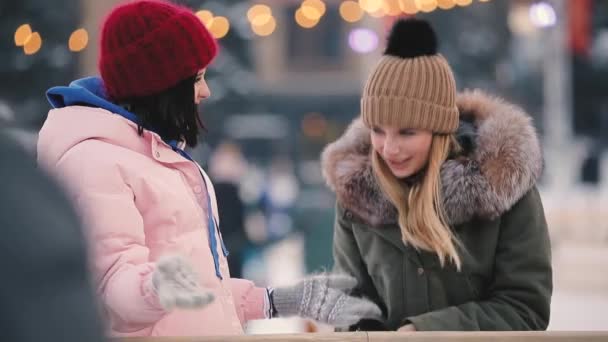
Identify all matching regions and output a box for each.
[37,105,266,337]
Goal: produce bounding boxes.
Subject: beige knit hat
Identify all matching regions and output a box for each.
[361,19,459,134]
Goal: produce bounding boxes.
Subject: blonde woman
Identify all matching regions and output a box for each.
[322,19,552,331]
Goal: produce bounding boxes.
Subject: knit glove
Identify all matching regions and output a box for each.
[152,255,215,310]
[270,273,383,327]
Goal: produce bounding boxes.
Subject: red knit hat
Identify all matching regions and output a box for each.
[99,0,218,101]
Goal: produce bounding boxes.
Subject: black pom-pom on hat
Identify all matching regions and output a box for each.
[384,18,438,58]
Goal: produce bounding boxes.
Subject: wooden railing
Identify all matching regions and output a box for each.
[120,331,608,342]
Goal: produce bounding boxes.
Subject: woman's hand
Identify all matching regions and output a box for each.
[152,255,215,310]
[270,273,383,328]
[397,323,416,332]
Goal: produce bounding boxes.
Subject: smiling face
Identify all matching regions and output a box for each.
[370,124,433,179]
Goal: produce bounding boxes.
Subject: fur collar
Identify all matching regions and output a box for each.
[321,90,543,226]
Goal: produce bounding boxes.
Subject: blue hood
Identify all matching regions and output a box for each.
[46,76,139,124]
[45,76,189,153]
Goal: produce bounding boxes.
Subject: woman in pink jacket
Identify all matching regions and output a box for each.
[36,0,381,337]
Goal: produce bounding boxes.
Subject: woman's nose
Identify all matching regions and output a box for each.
[383,138,400,157]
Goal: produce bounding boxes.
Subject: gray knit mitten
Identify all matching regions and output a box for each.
[270,273,382,327]
[152,255,215,310]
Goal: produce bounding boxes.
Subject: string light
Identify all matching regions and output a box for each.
[368,7,387,18]
[252,16,277,36]
[398,0,419,15]
[14,24,32,46]
[247,4,271,22]
[384,0,403,16]
[196,10,214,27]
[529,2,556,28]
[340,1,364,23]
[295,8,319,28]
[69,28,88,52]
[359,0,383,13]
[454,0,473,6]
[23,32,42,55]
[437,0,456,10]
[301,0,326,20]
[249,4,276,37]
[209,16,230,39]
[416,0,438,12]
[349,28,379,53]
[252,13,273,26]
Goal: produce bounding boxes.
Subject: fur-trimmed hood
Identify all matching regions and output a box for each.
[321,90,543,227]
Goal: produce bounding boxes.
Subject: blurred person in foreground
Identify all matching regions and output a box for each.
[322,19,552,331]
[0,130,105,342]
[36,0,381,337]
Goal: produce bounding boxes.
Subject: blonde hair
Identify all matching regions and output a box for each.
[372,134,463,270]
